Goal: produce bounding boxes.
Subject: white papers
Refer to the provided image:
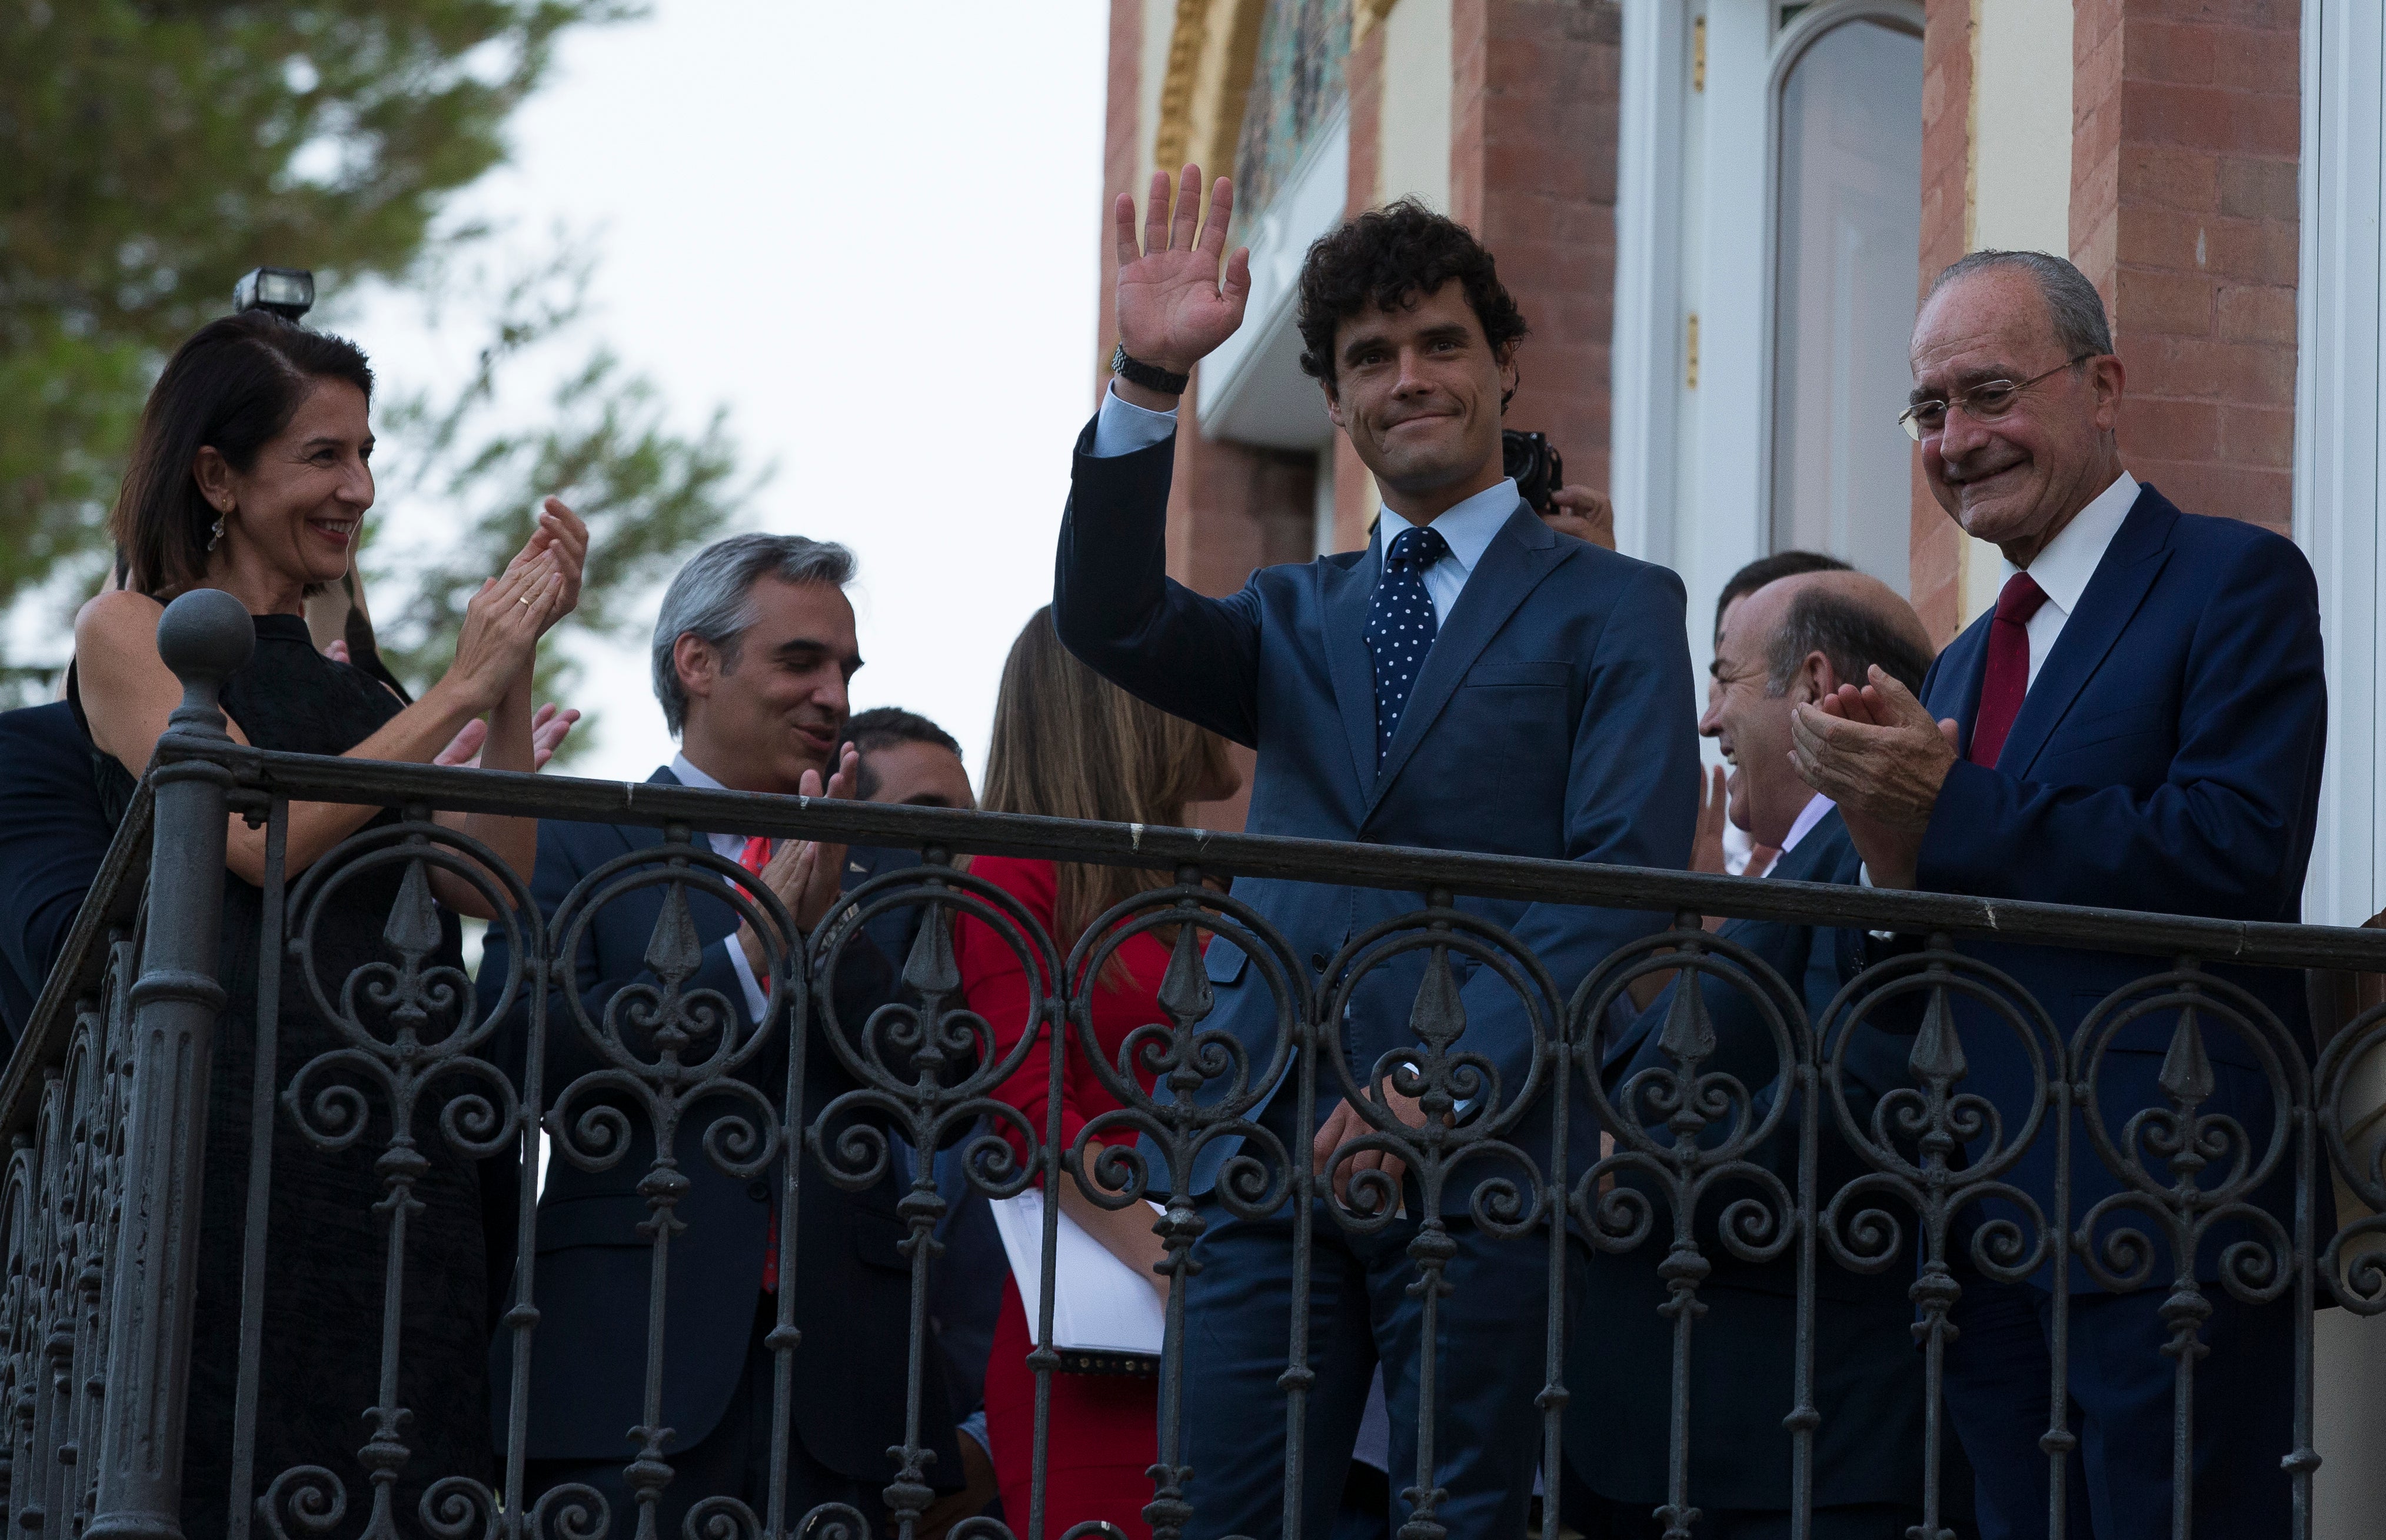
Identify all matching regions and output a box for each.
[989,1187,1167,1356]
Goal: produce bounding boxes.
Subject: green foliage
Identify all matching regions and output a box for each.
[364,254,761,759]
[0,0,637,628]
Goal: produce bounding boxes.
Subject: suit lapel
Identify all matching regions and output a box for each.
[628,765,742,942]
[2000,490,2175,777]
[614,766,678,856]
[1602,809,1849,1075]
[1366,504,1566,819]
[1323,546,1384,804]
[1929,620,1992,760]
[1762,811,1843,885]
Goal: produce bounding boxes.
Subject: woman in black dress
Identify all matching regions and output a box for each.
[71,311,586,1540]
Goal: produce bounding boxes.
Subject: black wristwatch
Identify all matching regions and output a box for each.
[1111,343,1190,396]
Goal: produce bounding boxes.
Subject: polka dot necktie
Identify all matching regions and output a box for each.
[1365,524,1452,763]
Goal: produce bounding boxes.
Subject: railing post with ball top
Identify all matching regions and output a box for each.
[86,590,253,1540]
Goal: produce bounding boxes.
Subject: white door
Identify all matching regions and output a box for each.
[1615,0,1925,657]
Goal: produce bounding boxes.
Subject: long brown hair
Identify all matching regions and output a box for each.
[979,607,1235,956]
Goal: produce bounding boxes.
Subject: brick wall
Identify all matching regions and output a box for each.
[1909,0,2297,629]
[1332,19,1389,552]
[1095,0,1144,405]
[1911,0,1974,645]
[1451,0,1622,499]
[2072,0,2300,537]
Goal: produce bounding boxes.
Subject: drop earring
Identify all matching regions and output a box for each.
[208,513,225,550]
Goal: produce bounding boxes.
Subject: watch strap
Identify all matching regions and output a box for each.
[1110,343,1190,396]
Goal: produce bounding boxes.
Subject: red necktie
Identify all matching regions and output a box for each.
[1969,573,2049,767]
[736,834,782,1293]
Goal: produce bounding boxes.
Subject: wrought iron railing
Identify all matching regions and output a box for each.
[9,590,2386,1540]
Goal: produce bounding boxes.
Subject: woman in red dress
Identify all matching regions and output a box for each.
[953,608,1239,1540]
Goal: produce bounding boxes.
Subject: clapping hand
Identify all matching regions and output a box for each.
[434,703,581,770]
[1690,764,1731,876]
[1113,164,1252,398]
[505,497,588,631]
[440,498,588,713]
[736,746,861,977]
[1788,666,1960,889]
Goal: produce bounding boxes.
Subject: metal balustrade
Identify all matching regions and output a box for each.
[9,591,2386,1540]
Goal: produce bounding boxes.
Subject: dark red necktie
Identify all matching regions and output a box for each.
[736,835,782,1293]
[1969,573,2049,767]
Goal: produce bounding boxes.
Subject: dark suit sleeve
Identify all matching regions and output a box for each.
[1051,413,1266,747]
[1456,560,1702,1086]
[478,827,762,1099]
[1918,534,2325,919]
[478,824,900,1104]
[0,709,118,1035]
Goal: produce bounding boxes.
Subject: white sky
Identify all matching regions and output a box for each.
[347,0,1110,786]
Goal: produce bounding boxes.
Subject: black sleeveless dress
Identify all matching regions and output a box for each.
[92,614,497,1540]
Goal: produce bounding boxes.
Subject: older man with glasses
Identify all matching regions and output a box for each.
[1787,250,2327,1538]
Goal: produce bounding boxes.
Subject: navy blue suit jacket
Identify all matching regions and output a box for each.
[1053,420,1701,1198]
[477,769,956,1485]
[1914,484,2327,1280]
[1570,809,1934,1511]
[0,703,118,1049]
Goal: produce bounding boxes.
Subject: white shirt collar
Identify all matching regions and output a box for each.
[1778,793,1835,857]
[668,751,725,792]
[1375,477,1521,575]
[668,753,762,862]
[2010,469,2139,616]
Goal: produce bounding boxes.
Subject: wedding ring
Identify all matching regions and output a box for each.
[516,595,533,607]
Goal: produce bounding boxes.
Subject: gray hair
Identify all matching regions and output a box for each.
[1926,250,2114,359]
[1763,588,1936,700]
[650,533,857,734]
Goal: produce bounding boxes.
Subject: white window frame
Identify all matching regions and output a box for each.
[2297,0,2386,933]
[1613,0,1924,659]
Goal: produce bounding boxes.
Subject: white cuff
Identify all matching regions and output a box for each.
[1091,381,1179,457]
[1857,863,1897,941]
[726,933,771,1024]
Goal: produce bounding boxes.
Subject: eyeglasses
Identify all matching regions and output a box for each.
[1898,354,2095,441]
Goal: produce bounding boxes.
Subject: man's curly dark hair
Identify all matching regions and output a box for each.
[1296,199,1529,403]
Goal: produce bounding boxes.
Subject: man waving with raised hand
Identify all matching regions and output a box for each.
[1053,164,1699,1540]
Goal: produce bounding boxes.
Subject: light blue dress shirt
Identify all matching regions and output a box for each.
[1090,384,1519,623]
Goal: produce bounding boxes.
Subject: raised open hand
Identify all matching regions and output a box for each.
[1114,164,1252,383]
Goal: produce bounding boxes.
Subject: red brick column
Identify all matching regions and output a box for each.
[1328,19,1390,552]
[1911,0,1974,646]
[2071,0,2300,535]
[1451,0,1623,497]
[1094,0,1143,406]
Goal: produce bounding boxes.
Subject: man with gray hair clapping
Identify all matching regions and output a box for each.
[477,533,966,1539]
[1789,250,2325,1538]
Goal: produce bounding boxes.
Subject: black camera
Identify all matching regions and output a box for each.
[1502,429,1563,515]
[233,267,314,322]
